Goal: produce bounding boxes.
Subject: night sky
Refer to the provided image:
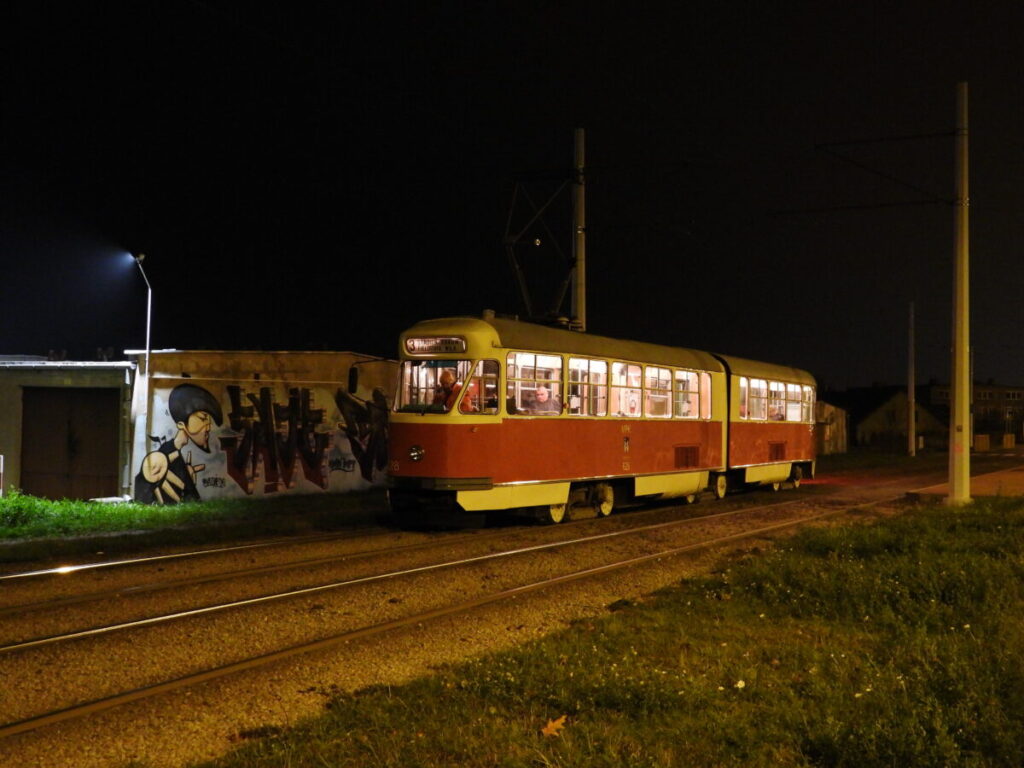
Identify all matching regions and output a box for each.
[3,2,1023,389]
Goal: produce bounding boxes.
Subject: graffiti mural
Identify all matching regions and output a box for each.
[134,384,224,504]
[136,378,391,503]
[334,387,390,482]
[219,385,331,495]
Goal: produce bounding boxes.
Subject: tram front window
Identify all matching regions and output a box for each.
[397,360,474,413]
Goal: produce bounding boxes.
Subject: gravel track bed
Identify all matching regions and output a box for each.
[0,534,521,646]
[0,498,816,650]
[0,527,467,608]
[0,539,739,768]
[0,500,780,644]
[0,498,830,723]
[0,488,892,767]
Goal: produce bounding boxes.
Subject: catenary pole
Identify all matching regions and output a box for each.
[948,82,971,504]
[572,128,586,332]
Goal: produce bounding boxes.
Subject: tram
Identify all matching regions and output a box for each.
[387,313,815,523]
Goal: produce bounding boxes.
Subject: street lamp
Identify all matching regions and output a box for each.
[133,253,152,377]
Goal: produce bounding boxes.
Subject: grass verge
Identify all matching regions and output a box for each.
[197,499,1024,768]
[0,490,387,564]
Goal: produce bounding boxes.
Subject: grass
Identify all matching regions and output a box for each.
[195,499,1024,768]
[0,489,386,564]
[814,446,947,474]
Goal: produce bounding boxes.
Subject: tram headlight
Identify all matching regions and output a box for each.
[408,444,425,462]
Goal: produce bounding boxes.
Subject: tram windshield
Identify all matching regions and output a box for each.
[397,359,474,413]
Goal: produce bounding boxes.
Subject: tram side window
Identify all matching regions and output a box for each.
[397,359,474,413]
[768,381,786,420]
[610,362,642,417]
[738,376,749,419]
[506,352,563,415]
[674,370,700,419]
[568,358,608,416]
[802,385,815,422]
[459,360,500,414]
[748,378,768,420]
[785,383,803,422]
[645,366,672,418]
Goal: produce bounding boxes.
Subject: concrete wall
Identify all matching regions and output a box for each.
[130,351,397,503]
[0,363,133,496]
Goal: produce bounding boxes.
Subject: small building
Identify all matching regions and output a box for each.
[1,350,398,502]
[815,400,848,455]
[0,359,134,499]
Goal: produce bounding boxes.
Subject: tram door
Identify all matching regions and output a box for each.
[20,387,121,500]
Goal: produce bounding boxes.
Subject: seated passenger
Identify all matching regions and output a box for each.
[530,385,561,413]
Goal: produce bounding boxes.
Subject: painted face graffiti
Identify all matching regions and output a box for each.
[135,378,390,503]
[134,384,224,505]
[183,410,215,451]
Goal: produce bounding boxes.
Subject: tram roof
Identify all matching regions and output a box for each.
[403,316,726,372]
[714,354,816,386]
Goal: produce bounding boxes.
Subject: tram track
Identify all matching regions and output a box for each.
[0,489,823,625]
[0,490,892,741]
[0,527,505,620]
[0,492,832,647]
[0,494,827,647]
[0,527,391,582]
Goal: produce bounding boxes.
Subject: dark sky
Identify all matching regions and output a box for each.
[3,2,1023,389]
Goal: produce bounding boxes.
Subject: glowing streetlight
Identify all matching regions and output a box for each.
[133,253,152,377]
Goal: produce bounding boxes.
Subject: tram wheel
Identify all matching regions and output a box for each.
[712,474,728,500]
[770,481,781,492]
[684,494,697,505]
[594,483,614,517]
[536,503,567,525]
[790,465,803,489]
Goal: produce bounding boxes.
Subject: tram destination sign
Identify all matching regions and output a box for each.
[405,336,467,355]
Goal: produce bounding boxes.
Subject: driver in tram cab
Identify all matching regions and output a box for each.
[530,385,561,413]
[433,369,461,411]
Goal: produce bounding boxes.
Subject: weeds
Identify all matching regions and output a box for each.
[0,489,386,562]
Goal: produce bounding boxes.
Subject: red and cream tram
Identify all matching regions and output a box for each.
[387,313,815,523]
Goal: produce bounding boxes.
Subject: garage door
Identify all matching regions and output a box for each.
[20,387,121,500]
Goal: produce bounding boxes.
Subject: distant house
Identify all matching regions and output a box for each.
[826,386,947,451]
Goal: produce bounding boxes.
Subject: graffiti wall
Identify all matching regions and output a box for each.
[134,374,392,504]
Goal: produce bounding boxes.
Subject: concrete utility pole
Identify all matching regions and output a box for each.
[948,81,971,505]
[571,127,586,332]
[908,301,916,456]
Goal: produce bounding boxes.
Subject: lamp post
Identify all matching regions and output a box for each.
[133,253,152,377]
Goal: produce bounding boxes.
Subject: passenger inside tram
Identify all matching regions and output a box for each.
[529,385,561,413]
